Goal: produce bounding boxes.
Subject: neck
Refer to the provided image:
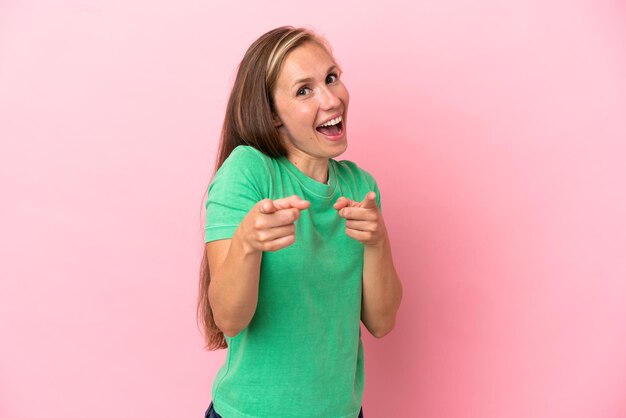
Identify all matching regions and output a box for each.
[285,150,329,184]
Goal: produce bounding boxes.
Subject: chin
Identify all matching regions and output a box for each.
[328,140,348,159]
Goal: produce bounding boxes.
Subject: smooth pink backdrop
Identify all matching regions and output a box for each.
[1,1,625,417]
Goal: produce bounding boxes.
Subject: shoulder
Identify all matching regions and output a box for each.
[332,158,378,188]
[333,158,382,208]
[220,145,268,170]
[214,145,275,181]
[209,145,274,195]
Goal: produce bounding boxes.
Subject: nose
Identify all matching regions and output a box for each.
[319,85,341,110]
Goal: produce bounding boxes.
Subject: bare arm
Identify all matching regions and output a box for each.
[361,235,403,338]
[206,235,262,337]
[335,192,403,338]
[206,196,310,337]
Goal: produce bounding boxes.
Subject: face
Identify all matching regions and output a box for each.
[272,41,350,164]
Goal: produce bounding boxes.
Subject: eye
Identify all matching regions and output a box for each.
[326,72,339,84]
[297,87,311,97]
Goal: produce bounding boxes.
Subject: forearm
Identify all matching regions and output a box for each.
[361,235,403,338]
[208,228,263,337]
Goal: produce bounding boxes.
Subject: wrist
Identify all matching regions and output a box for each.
[233,227,262,257]
[364,235,388,251]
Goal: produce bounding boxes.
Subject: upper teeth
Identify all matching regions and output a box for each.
[319,115,342,127]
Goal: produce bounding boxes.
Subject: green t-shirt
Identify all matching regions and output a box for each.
[204,145,381,418]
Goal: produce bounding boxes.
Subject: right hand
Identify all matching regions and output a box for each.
[236,195,310,253]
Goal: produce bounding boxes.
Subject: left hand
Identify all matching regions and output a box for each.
[333,191,386,247]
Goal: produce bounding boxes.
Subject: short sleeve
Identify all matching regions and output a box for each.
[204,146,267,243]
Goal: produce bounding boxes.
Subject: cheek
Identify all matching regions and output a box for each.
[280,110,315,138]
[341,85,350,104]
[277,100,318,132]
[293,105,316,128]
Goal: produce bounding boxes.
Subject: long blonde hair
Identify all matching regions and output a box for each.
[197,26,333,350]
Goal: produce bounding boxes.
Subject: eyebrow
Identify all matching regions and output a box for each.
[291,65,340,88]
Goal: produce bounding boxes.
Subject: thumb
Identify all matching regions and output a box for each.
[258,199,278,214]
[333,196,351,211]
[360,192,378,209]
[273,195,310,211]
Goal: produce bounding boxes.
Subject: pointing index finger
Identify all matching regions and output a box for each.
[360,192,378,209]
[272,195,310,211]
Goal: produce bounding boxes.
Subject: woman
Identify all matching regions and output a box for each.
[198,26,403,418]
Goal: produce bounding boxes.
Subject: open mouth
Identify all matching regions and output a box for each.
[315,115,344,137]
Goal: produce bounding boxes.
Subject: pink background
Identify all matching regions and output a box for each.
[1,1,625,417]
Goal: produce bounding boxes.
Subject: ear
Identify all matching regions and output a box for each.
[272,113,283,128]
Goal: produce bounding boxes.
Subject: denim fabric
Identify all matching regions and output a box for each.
[204,402,364,418]
[204,402,221,418]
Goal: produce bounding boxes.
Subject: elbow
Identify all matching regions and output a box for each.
[221,328,242,338]
[210,299,246,337]
[365,275,403,339]
[208,282,250,338]
[212,306,250,337]
[368,318,396,339]
[214,317,246,338]
[211,298,253,337]
[372,329,390,339]
[371,325,394,339]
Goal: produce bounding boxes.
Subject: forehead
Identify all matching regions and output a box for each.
[277,42,336,86]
